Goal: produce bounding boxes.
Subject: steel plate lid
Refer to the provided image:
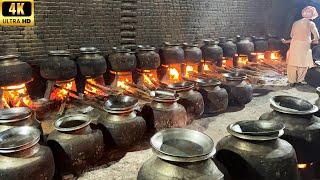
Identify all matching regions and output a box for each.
[229,120,285,136]
[270,95,318,115]
[190,78,221,87]
[0,107,32,122]
[0,126,40,153]
[227,120,285,141]
[104,95,138,111]
[54,114,91,132]
[151,128,215,162]
[166,81,194,91]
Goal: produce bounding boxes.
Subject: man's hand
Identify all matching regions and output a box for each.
[312,39,319,44]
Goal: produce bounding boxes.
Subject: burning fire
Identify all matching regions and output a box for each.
[85,78,106,97]
[270,51,281,61]
[1,83,32,108]
[169,67,180,81]
[237,55,249,66]
[203,63,210,71]
[50,80,75,101]
[297,163,313,169]
[185,64,199,78]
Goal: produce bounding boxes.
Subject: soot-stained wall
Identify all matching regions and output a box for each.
[0,0,273,65]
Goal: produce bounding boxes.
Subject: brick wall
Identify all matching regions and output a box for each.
[0,0,274,65]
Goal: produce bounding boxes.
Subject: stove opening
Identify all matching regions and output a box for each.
[222,57,234,68]
[1,83,32,108]
[184,63,199,79]
[265,51,281,61]
[109,70,133,87]
[237,54,249,68]
[50,79,76,101]
[160,64,182,84]
[136,69,159,90]
[85,76,107,97]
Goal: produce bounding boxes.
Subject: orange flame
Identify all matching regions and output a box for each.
[203,64,210,71]
[1,83,32,108]
[50,80,76,101]
[185,64,198,78]
[270,51,281,61]
[238,55,249,66]
[169,67,179,81]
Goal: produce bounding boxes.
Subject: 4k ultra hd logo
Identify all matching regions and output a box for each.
[0,0,34,26]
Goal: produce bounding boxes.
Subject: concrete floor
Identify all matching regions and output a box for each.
[79,76,319,180]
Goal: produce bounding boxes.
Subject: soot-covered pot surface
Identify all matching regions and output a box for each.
[40,50,77,81]
[107,47,136,72]
[138,128,224,180]
[159,42,184,65]
[260,95,320,166]
[76,47,107,78]
[166,81,204,119]
[216,120,298,180]
[201,40,223,66]
[47,114,104,175]
[98,95,146,147]
[0,54,32,87]
[222,72,253,106]
[136,45,160,70]
[0,126,55,180]
[141,90,188,131]
[192,78,228,114]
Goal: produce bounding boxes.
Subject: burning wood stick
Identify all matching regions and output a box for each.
[87,81,124,95]
[44,80,55,100]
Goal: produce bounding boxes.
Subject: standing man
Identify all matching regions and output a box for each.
[282,6,319,87]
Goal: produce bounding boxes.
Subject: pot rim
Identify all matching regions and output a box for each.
[0,54,19,60]
[151,90,179,102]
[0,107,32,123]
[163,42,181,46]
[182,43,198,47]
[228,120,285,136]
[112,47,131,53]
[270,95,318,115]
[150,128,215,161]
[227,123,284,141]
[54,114,91,132]
[104,95,138,111]
[166,81,194,91]
[48,50,70,56]
[137,45,156,51]
[223,72,247,81]
[189,78,221,87]
[0,126,40,153]
[79,47,100,54]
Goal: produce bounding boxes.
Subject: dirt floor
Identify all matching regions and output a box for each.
[77,72,319,180]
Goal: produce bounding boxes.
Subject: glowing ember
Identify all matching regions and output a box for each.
[270,51,281,60]
[297,164,307,169]
[117,79,130,89]
[50,80,75,101]
[222,60,227,68]
[1,83,32,108]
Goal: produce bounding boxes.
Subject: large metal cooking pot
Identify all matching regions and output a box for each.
[221,38,237,58]
[159,42,184,65]
[260,95,320,174]
[252,36,268,52]
[0,54,32,87]
[141,90,188,131]
[182,43,202,63]
[138,128,224,179]
[107,47,136,72]
[47,114,104,175]
[216,120,298,180]
[236,35,254,60]
[201,40,223,65]
[222,72,253,106]
[0,107,42,135]
[136,45,160,70]
[40,50,77,81]
[166,81,204,119]
[76,47,106,78]
[98,95,146,147]
[0,127,54,180]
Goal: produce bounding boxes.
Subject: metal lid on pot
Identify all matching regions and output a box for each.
[151,89,179,103]
[166,81,194,91]
[222,72,247,81]
[270,95,318,115]
[104,95,138,113]
[112,46,131,53]
[0,54,19,60]
[79,47,99,54]
[48,50,71,56]
[54,114,91,132]
[163,42,180,46]
[190,78,221,87]
[137,45,156,51]
[227,120,285,141]
[0,107,32,122]
[0,126,40,153]
[151,128,216,162]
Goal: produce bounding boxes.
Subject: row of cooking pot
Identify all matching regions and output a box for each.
[138,94,320,180]
[0,93,315,179]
